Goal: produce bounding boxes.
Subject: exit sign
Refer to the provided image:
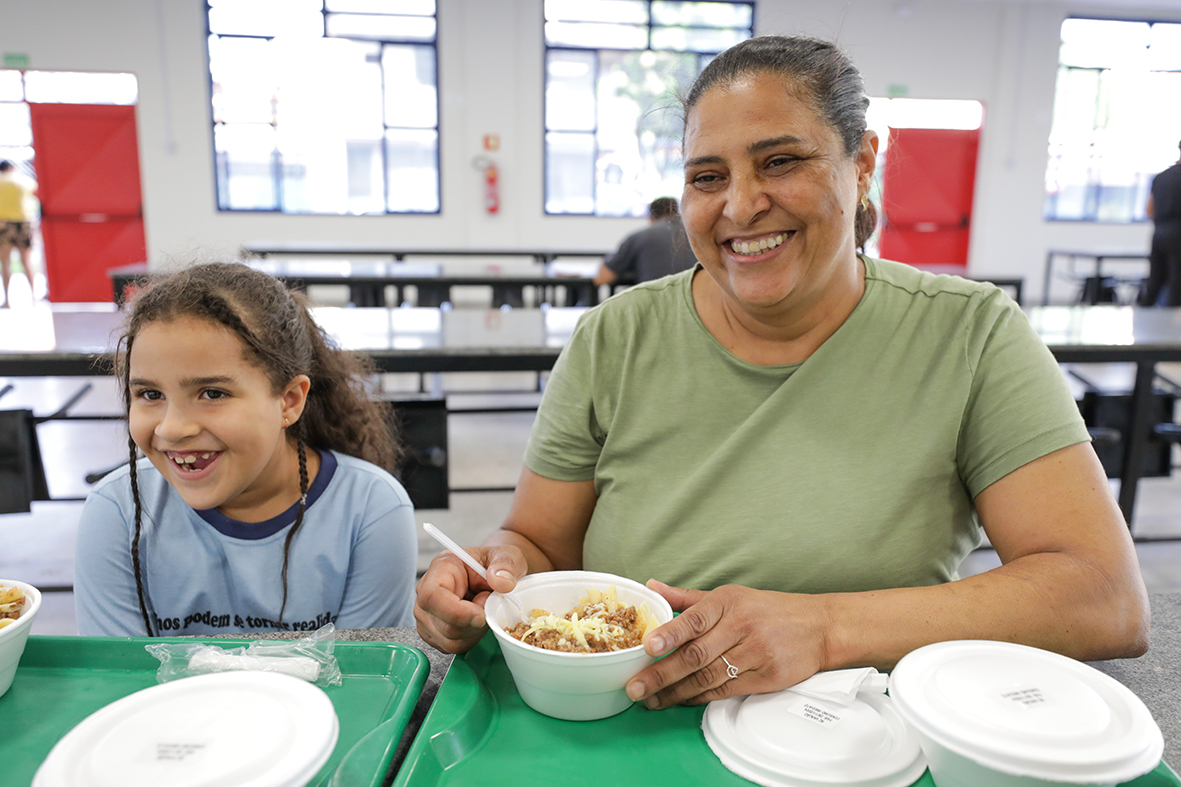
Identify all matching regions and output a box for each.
[3,53,29,68]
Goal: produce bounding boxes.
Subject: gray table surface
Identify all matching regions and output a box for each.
[308,592,1181,782]
[1089,592,1181,770]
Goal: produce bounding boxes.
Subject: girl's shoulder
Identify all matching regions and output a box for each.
[321,451,413,509]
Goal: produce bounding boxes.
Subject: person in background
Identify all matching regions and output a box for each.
[75,262,418,636]
[415,34,1148,711]
[1139,140,1181,307]
[0,160,39,308]
[594,196,698,287]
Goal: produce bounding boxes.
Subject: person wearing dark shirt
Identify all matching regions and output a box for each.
[1139,140,1181,306]
[594,197,697,286]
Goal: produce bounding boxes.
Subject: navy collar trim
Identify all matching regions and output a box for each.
[195,449,337,540]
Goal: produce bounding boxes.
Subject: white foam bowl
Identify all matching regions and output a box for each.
[0,579,41,698]
[485,570,674,721]
[889,640,1163,787]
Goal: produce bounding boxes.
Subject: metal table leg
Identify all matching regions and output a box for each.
[1117,360,1157,526]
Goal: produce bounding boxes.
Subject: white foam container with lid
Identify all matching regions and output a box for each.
[485,570,674,721]
[889,640,1163,787]
[702,686,927,787]
[33,670,339,787]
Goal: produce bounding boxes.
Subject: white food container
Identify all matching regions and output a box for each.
[703,684,927,787]
[889,640,1163,787]
[0,578,41,699]
[484,570,674,721]
[33,671,339,787]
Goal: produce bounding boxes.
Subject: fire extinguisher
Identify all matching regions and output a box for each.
[484,162,500,214]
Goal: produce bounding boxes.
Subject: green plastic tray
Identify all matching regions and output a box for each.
[394,635,1179,787]
[2,635,429,787]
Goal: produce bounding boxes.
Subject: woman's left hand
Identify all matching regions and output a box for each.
[626,579,829,709]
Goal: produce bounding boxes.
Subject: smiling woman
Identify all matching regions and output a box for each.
[413,35,1149,714]
[681,75,875,364]
[73,263,419,638]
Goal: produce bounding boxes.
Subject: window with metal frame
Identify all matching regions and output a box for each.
[206,0,440,215]
[544,0,753,217]
[1044,17,1181,223]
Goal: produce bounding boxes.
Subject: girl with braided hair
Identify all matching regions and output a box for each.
[74,262,417,636]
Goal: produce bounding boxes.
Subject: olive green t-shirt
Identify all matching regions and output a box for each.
[525,258,1090,594]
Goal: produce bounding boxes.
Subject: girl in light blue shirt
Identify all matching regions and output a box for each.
[75,262,416,636]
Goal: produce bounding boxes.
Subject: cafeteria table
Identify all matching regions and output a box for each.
[1042,249,1151,306]
[0,303,572,377]
[241,242,609,266]
[239,246,613,309]
[245,591,1181,784]
[1026,306,1181,527]
[109,258,615,309]
[4,303,1181,529]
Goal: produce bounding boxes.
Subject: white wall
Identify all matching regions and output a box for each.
[2,0,1179,301]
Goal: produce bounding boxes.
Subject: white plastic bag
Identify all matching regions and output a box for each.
[145,622,343,687]
[787,667,888,706]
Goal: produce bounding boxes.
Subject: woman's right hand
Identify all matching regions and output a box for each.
[414,545,529,654]
[416,469,596,653]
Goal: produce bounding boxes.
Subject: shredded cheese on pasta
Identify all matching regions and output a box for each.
[514,586,660,651]
[520,610,627,650]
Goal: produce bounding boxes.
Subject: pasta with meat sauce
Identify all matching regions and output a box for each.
[0,585,26,630]
[505,586,660,653]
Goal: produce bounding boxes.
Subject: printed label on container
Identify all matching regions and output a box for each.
[1000,687,1046,707]
[787,698,844,728]
[153,741,208,762]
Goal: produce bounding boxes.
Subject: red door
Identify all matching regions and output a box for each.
[28,103,147,302]
[878,128,979,268]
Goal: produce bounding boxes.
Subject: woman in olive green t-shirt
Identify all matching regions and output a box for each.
[414,35,1148,710]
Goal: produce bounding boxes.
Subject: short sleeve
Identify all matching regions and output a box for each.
[525,313,608,482]
[957,292,1091,496]
[334,477,418,628]
[74,488,154,636]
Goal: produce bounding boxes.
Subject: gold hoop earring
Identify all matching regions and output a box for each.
[859,194,871,211]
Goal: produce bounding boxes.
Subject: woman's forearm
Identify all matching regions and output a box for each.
[821,550,1149,671]
[820,444,1151,670]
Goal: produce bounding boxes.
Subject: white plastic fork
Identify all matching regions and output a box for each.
[422,522,527,623]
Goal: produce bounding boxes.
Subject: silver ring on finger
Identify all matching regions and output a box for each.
[720,654,739,680]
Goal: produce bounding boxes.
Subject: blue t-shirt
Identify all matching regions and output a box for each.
[74,450,417,636]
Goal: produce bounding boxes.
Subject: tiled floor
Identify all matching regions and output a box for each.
[2,286,1179,635]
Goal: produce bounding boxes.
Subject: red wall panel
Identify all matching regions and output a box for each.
[29,103,146,302]
[878,127,979,267]
[40,219,146,303]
